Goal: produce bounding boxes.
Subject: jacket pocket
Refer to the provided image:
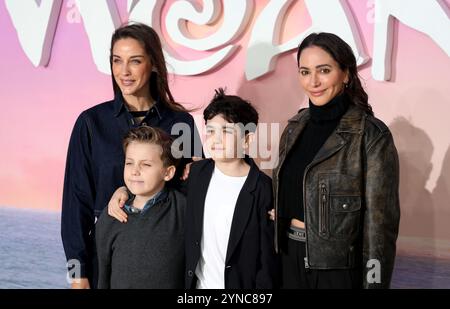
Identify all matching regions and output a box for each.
[330,195,361,239]
[316,173,362,240]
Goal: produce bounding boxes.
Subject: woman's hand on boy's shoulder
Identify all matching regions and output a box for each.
[181,156,203,181]
[107,186,129,223]
[268,209,275,221]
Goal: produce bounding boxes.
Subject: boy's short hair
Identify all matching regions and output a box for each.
[203,88,258,135]
[123,126,180,168]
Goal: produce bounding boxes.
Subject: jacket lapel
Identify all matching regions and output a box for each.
[283,109,309,162]
[274,109,309,182]
[281,105,364,168]
[310,105,364,165]
[193,160,215,240]
[225,158,259,264]
[311,132,346,164]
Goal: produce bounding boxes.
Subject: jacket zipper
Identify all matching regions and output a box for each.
[320,183,327,235]
[302,165,310,269]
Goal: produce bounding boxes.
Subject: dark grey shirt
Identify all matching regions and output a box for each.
[95,189,186,289]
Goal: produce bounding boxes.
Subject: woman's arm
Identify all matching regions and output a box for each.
[363,130,400,289]
[61,113,96,286]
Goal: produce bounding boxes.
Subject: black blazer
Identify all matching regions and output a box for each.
[185,158,279,289]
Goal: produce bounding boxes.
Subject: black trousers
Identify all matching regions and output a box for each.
[281,237,361,289]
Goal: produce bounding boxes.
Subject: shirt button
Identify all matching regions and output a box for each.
[195,241,199,246]
[188,270,193,277]
[342,203,349,210]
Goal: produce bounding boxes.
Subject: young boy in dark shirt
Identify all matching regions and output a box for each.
[95,126,185,289]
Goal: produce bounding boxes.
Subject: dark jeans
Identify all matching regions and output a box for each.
[281,237,361,289]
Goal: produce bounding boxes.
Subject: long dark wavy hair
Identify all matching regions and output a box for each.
[297,32,373,116]
[110,22,186,112]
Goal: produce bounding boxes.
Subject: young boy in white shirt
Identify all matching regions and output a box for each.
[185,89,279,289]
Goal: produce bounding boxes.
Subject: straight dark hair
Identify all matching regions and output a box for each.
[110,22,186,112]
[204,88,259,135]
[297,32,373,116]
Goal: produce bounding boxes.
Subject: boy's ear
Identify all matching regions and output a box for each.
[164,165,176,181]
[242,132,255,150]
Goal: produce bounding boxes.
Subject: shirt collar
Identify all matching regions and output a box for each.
[309,92,349,123]
[113,93,163,121]
[124,187,168,215]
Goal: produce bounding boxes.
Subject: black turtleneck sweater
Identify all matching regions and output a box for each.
[279,94,349,222]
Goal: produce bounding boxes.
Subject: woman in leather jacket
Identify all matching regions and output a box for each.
[272,32,400,289]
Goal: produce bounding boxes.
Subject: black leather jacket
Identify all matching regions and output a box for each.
[273,105,400,288]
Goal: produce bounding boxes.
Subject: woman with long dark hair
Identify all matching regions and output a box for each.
[272,32,400,288]
[61,23,202,289]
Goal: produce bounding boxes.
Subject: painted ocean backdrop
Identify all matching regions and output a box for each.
[0,206,449,289]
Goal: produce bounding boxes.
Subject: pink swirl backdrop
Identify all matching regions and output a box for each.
[0,1,449,258]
